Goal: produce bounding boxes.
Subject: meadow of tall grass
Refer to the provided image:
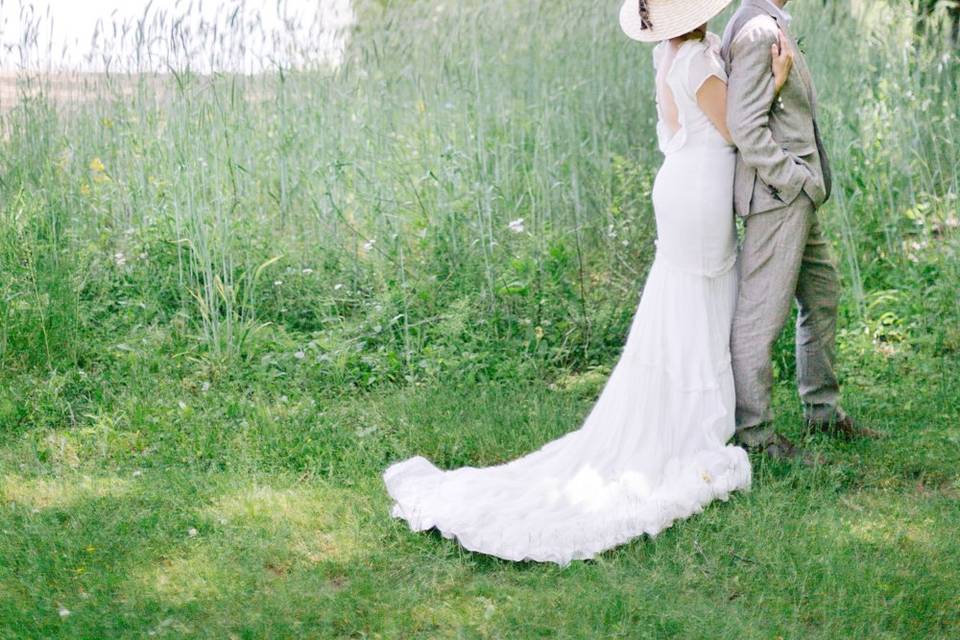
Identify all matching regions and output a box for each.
[1,0,958,637]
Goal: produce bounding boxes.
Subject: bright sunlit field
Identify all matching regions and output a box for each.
[1,0,959,637]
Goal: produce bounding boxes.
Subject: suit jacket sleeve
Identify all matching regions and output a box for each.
[725,17,808,206]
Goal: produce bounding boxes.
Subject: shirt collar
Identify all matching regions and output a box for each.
[753,0,792,27]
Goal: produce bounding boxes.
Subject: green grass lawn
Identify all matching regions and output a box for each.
[2,345,958,638]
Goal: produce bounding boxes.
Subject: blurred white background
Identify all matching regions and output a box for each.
[0,0,355,73]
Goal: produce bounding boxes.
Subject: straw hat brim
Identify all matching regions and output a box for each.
[619,0,734,42]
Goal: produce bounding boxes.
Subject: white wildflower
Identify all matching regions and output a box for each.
[114,252,127,267]
[58,607,71,618]
[507,218,525,233]
[187,528,198,537]
[294,350,306,360]
[363,238,376,251]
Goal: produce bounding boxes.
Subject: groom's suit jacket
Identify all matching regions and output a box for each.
[720,0,832,217]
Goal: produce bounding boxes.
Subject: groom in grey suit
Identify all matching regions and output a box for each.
[720,0,877,460]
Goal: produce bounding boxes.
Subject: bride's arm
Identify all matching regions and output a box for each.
[698,29,793,145]
[697,77,733,144]
[772,30,793,96]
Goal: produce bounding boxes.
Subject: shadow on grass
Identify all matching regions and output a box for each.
[0,470,402,638]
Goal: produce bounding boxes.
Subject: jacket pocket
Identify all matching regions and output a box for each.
[784,142,826,206]
[780,141,818,157]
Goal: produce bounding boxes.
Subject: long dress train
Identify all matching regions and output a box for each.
[382,33,751,567]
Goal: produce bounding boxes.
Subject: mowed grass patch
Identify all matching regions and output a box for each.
[2,358,958,638]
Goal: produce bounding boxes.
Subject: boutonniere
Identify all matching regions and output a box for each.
[795,35,807,55]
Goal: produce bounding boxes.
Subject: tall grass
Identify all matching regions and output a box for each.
[0,0,957,381]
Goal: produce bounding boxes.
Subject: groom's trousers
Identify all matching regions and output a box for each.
[731,192,843,447]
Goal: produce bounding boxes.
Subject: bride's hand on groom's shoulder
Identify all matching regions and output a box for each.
[771,29,794,96]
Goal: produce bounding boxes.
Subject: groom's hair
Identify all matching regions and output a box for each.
[676,24,707,41]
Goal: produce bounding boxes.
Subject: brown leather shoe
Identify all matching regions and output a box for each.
[805,414,881,441]
[738,432,825,466]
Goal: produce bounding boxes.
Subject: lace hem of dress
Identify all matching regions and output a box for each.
[384,445,751,567]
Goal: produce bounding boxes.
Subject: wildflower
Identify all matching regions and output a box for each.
[294,350,306,360]
[114,252,127,267]
[508,218,525,233]
[273,280,283,286]
[876,342,898,357]
[363,238,376,251]
[534,326,544,341]
[89,157,110,183]
[58,607,71,618]
[187,528,198,537]
[333,283,344,290]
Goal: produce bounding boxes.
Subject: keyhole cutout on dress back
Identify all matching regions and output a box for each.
[655,44,681,139]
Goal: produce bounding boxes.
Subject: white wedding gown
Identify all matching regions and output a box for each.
[383,33,751,566]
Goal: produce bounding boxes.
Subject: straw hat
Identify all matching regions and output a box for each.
[619,0,734,42]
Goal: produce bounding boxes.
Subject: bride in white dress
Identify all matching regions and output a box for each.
[382,0,794,566]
